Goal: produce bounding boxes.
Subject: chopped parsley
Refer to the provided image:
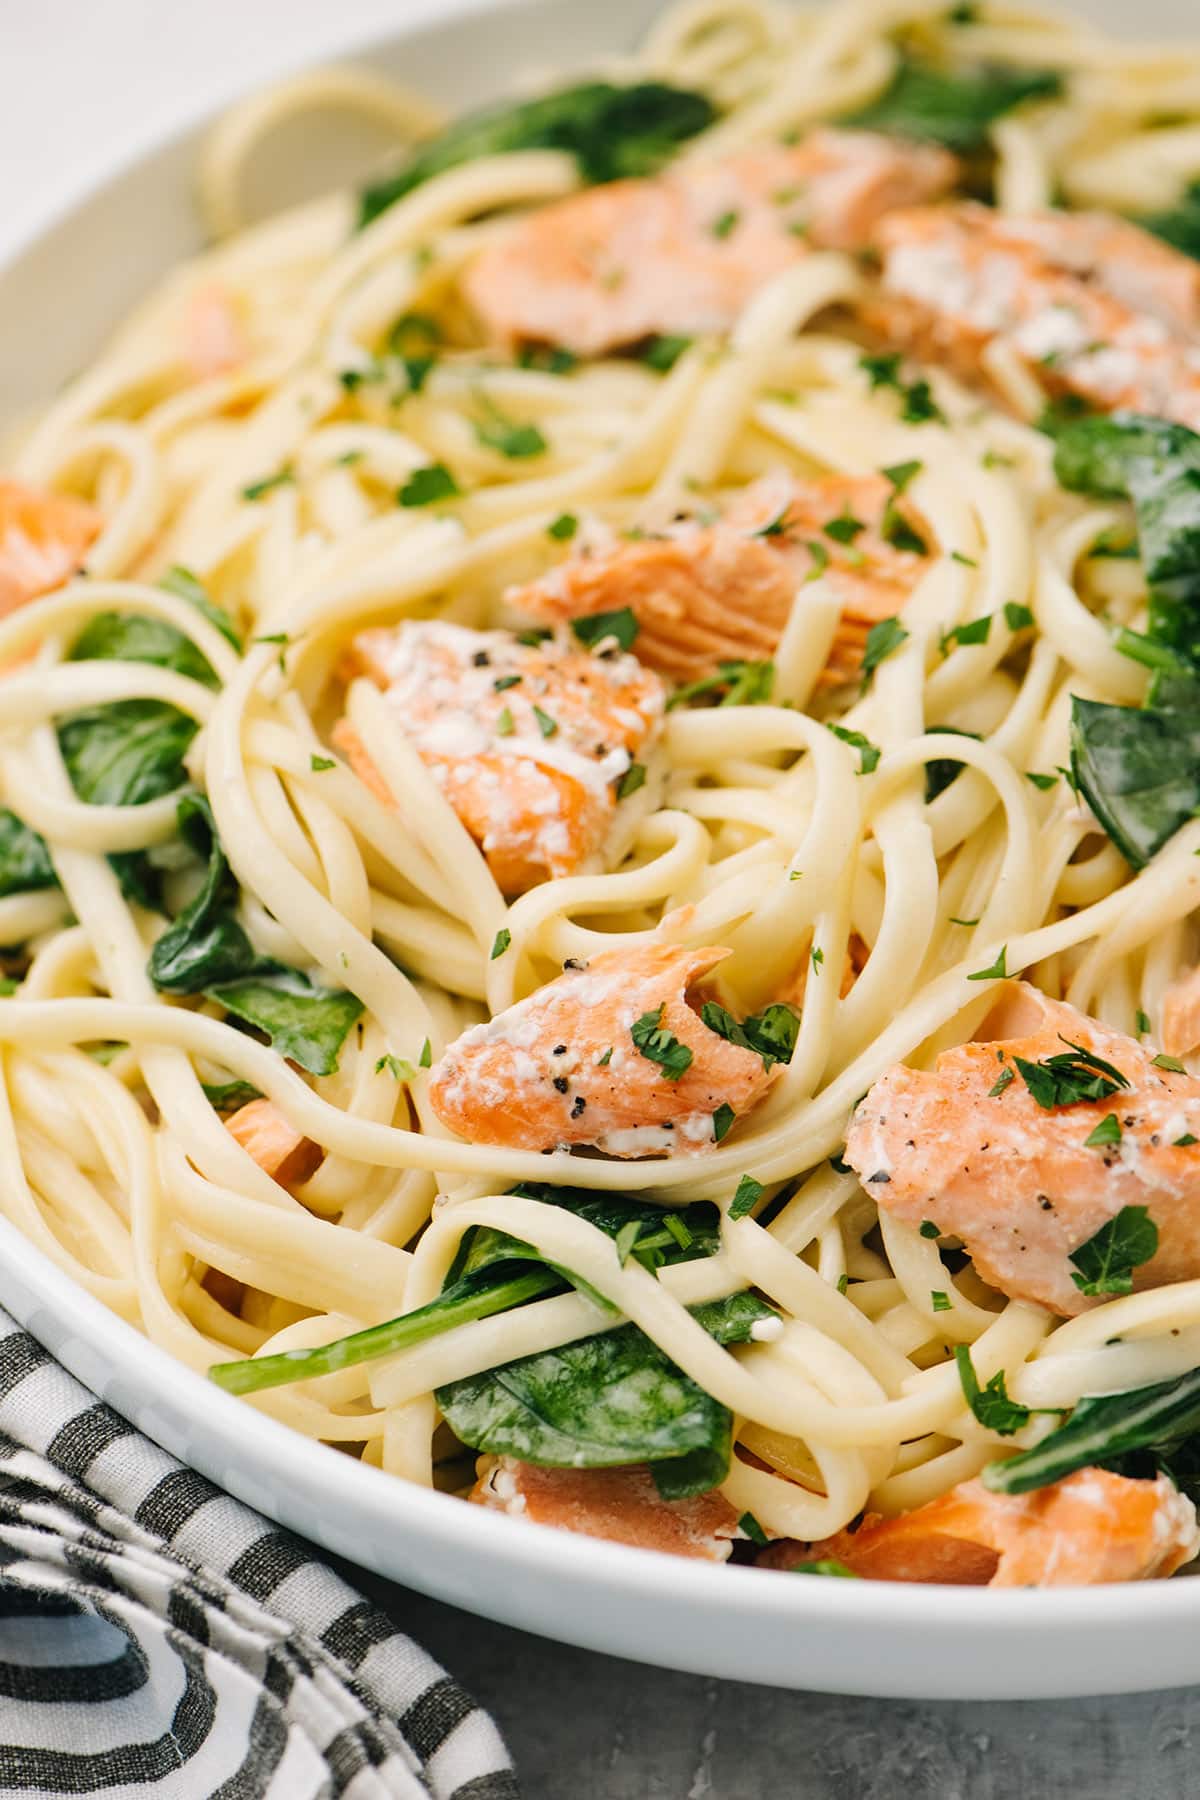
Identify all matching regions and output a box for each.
[475,415,548,459]
[532,705,558,738]
[1069,1205,1159,1298]
[919,1220,941,1239]
[738,1511,769,1548]
[859,352,945,424]
[616,762,647,800]
[811,944,824,971]
[728,1174,764,1220]
[1176,1134,1198,1147]
[398,463,460,507]
[419,1037,432,1069]
[711,209,740,239]
[495,706,515,736]
[641,334,692,372]
[941,614,992,652]
[954,1345,1034,1437]
[1083,1112,1122,1149]
[827,723,881,774]
[788,1559,859,1578]
[241,465,295,502]
[825,511,866,545]
[860,616,908,684]
[516,345,577,375]
[1154,1053,1187,1074]
[1004,601,1035,631]
[310,754,335,772]
[614,1218,642,1267]
[493,673,522,692]
[547,512,579,541]
[630,1004,693,1080]
[967,946,1008,982]
[571,607,639,652]
[988,1066,1015,1097]
[712,1102,735,1143]
[1136,1009,1151,1035]
[701,999,799,1070]
[490,928,511,960]
[1025,770,1058,790]
[951,550,978,568]
[1011,1038,1130,1109]
[931,1290,952,1313]
[805,539,831,579]
[666,660,774,710]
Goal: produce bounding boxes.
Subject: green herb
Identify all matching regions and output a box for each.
[241,466,294,502]
[1083,1112,1122,1149]
[931,1290,952,1313]
[200,1079,263,1112]
[147,794,260,994]
[805,539,831,577]
[1155,1053,1187,1073]
[1178,1134,1199,1146]
[825,512,865,546]
[1137,180,1200,265]
[475,410,548,459]
[700,999,799,1070]
[982,1364,1200,1496]
[954,1344,1034,1436]
[516,344,578,375]
[1011,1038,1130,1109]
[901,378,945,425]
[860,617,908,684]
[548,512,579,541]
[493,674,522,693]
[630,1004,694,1080]
[641,334,692,372]
[311,754,335,772]
[789,1559,860,1578]
[843,56,1062,153]
[712,1102,735,1143]
[58,701,198,910]
[597,1046,613,1067]
[857,352,944,425]
[419,1037,432,1069]
[860,352,904,391]
[950,916,980,927]
[967,945,1007,981]
[942,614,992,651]
[666,660,775,709]
[988,1065,1015,1097]
[1136,1009,1151,1034]
[711,209,740,239]
[923,725,984,802]
[1004,601,1035,631]
[571,607,639,652]
[811,945,824,971]
[739,1511,769,1547]
[398,463,460,507]
[1025,770,1058,790]
[1069,1205,1158,1297]
[533,705,558,739]
[157,566,241,650]
[882,459,922,493]
[827,723,881,774]
[728,1174,764,1220]
[616,762,647,799]
[491,928,511,960]
[358,81,716,226]
[919,1220,941,1239]
[0,810,57,899]
[496,706,515,736]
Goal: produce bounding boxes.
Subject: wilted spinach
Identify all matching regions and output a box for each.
[843,57,1061,154]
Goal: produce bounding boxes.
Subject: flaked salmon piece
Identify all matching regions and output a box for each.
[758,1469,1198,1586]
[510,472,926,689]
[0,480,101,618]
[335,619,664,896]
[464,129,957,356]
[1161,969,1200,1060]
[181,283,249,381]
[428,941,778,1155]
[225,1098,323,1191]
[844,980,1200,1317]
[867,204,1200,430]
[472,1455,741,1561]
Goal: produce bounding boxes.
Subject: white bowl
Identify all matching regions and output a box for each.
[4,0,1200,1700]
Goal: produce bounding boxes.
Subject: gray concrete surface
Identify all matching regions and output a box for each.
[354,1571,1194,1798]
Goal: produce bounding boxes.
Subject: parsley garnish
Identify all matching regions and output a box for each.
[666,660,774,710]
[931,1290,952,1313]
[490,928,511,960]
[1084,1112,1122,1149]
[882,459,922,492]
[571,607,639,652]
[641,334,692,372]
[701,1000,799,1070]
[859,353,944,424]
[1012,1038,1130,1109]
[516,344,576,374]
[968,946,1008,982]
[805,539,831,578]
[951,550,978,568]
[1154,1053,1187,1074]
[954,1345,1032,1436]
[919,1220,941,1239]
[827,723,881,774]
[738,1511,769,1547]
[476,416,547,459]
[941,614,991,652]
[825,512,866,545]
[789,1560,859,1578]
[493,674,522,692]
[711,209,740,239]
[1176,1133,1198,1147]
[548,512,578,541]
[398,463,460,507]
[728,1174,764,1220]
[614,1218,641,1267]
[495,707,515,736]
[419,1037,432,1069]
[988,1066,1015,1097]
[1069,1205,1158,1297]
[616,762,646,799]
[242,465,294,502]
[860,616,908,684]
[630,1004,693,1080]
[755,507,790,539]
[1004,601,1035,631]
[310,754,335,772]
[1025,770,1058,790]
[533,705,558,738]
[1136,1009,1151,1034]
[712,1102,735,1143]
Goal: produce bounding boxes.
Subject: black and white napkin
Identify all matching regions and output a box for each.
[0,1308,518,1798]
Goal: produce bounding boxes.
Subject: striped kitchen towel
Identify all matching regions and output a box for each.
[0,1308,518,1798]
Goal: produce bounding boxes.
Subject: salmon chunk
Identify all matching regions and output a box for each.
[844,981,1200,1317]
[225,1099,323,1191]
[181,283,249,381]
[1161,968,1200,1060]
[472,1455,741,1561]
[335,619,664,896]
[758,1469,1198,1586]
[428,942,779,1154]
[0,480,101,617]
[869,204,1200,429]
[510,472,926,689]
[464,129,957,356]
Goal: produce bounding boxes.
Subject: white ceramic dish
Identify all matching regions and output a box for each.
[4,0,1200,1700]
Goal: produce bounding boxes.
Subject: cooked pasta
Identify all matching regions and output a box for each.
[8,0,1200,1585]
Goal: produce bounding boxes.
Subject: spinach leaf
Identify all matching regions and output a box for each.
[1069,696,1200,868]
[200,1079,263,1113]
[205,967,364,1077]
[0,810,57,898]
[68,565,240,688]
[923,725,983,802]
[359,81,716,227]
[1138,181,1200,263]
[147,794,259,993]
[437,1288,776,1498]
[843,57,1061,153]
[57,702,198,908]
[982,1365,1200,1496]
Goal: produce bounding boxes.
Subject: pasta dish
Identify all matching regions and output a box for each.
[9,0,1200,1586]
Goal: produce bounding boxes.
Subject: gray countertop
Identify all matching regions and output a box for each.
[352,1570,1196,1798]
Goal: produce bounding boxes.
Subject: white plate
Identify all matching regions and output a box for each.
[3,0,1200,1701]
